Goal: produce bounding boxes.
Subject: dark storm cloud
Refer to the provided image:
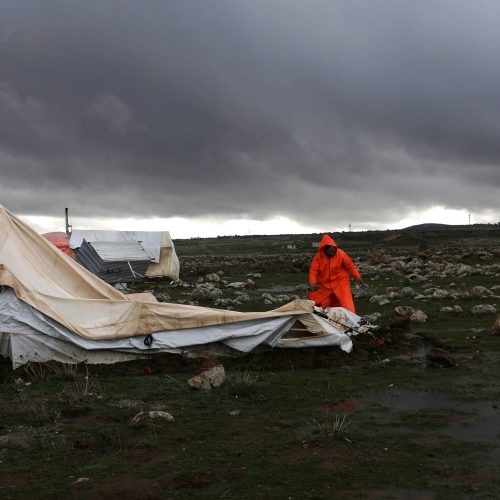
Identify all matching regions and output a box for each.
[0,0,499,226]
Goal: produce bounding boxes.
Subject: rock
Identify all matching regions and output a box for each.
[234,292,251,302]
[471,304,497,315]
[370,295,390,306]
[226,282,248,289]
[432,289,450,299]
[132,410,174,423]
[246,279,255,287]
[390,315,411,329]
[187,359,226,391]
[205,273,221,282]
[153,291,171,302]
[426,348,455,367]
[491,316,500,335]
[391,260,407,273]
[73,478,91,484]
[440,307,454,313]
[408,273,426,283]
[401,287,416,298]
[191,284,223,301]
[148,411,175,421]
[353,285,371,299]
[470,286,493,298]
[395,305,415,316]
[410,310,428,323]
[364,312,382,323]
[453,305,463,313]
[455,264,474,275]
[214,298,241,308]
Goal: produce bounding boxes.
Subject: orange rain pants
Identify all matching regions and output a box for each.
[307,234,362,314]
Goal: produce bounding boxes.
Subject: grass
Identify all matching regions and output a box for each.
[1,356,500,498]
[1,228,500,498]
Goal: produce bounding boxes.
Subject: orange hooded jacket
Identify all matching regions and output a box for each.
[307,234,361,313]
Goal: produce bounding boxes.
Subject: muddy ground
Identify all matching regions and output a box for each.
[1,225,499,499]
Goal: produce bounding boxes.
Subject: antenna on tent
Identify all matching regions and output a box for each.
[65,208,72,235]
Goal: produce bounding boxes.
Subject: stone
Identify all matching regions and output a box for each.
[401,287,416,298]
[408,273,426,283]
[471,304,497,315]
[234,292,251,302]
[453,305,463,313]
[226,282,248,289]
[426,348,455,367]
[491,316,500,335]
[440,307,454,313]
[132,410,175,423]
[353,285,371,299]
[410,310,428,323]
[364,312,382,323]
[370,295,389,305]
[432,289,450,299]
[148,411,175,421]
[191,284,223,301]
[391,260,407,273]
[205,273,221,282]
[470,286,493,298]
[153,292,171,303]
[187,359,226,391]
[395,305,415,316]
[390,315,411,329]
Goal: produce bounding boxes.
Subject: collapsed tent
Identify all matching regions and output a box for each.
[0,205,360,368]
[69,229,180,281]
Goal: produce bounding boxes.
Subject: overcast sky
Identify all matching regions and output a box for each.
[1,1,499,236]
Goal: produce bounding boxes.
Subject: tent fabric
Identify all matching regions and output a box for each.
[0,286,354,368]
[0,205,364,367]
[145,231,180,280]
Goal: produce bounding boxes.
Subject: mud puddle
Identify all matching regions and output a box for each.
[359,388,499,443]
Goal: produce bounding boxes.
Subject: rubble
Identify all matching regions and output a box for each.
[471,304,497,315]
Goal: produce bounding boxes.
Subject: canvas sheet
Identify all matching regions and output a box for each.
[0,205,315,341]
[0,287,353,367]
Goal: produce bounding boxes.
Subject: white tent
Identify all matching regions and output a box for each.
[0,205,357,368]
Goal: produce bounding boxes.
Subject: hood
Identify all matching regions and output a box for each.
[319,234,337,249]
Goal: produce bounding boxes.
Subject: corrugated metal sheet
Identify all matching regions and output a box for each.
[75,240,152,284]
[89,242,153,262]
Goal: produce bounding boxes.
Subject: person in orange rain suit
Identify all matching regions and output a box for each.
[308,234,367,314]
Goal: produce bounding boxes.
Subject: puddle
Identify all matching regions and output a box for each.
[360,388,500,443]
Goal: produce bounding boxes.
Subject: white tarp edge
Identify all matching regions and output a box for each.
[0,288,353,368]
